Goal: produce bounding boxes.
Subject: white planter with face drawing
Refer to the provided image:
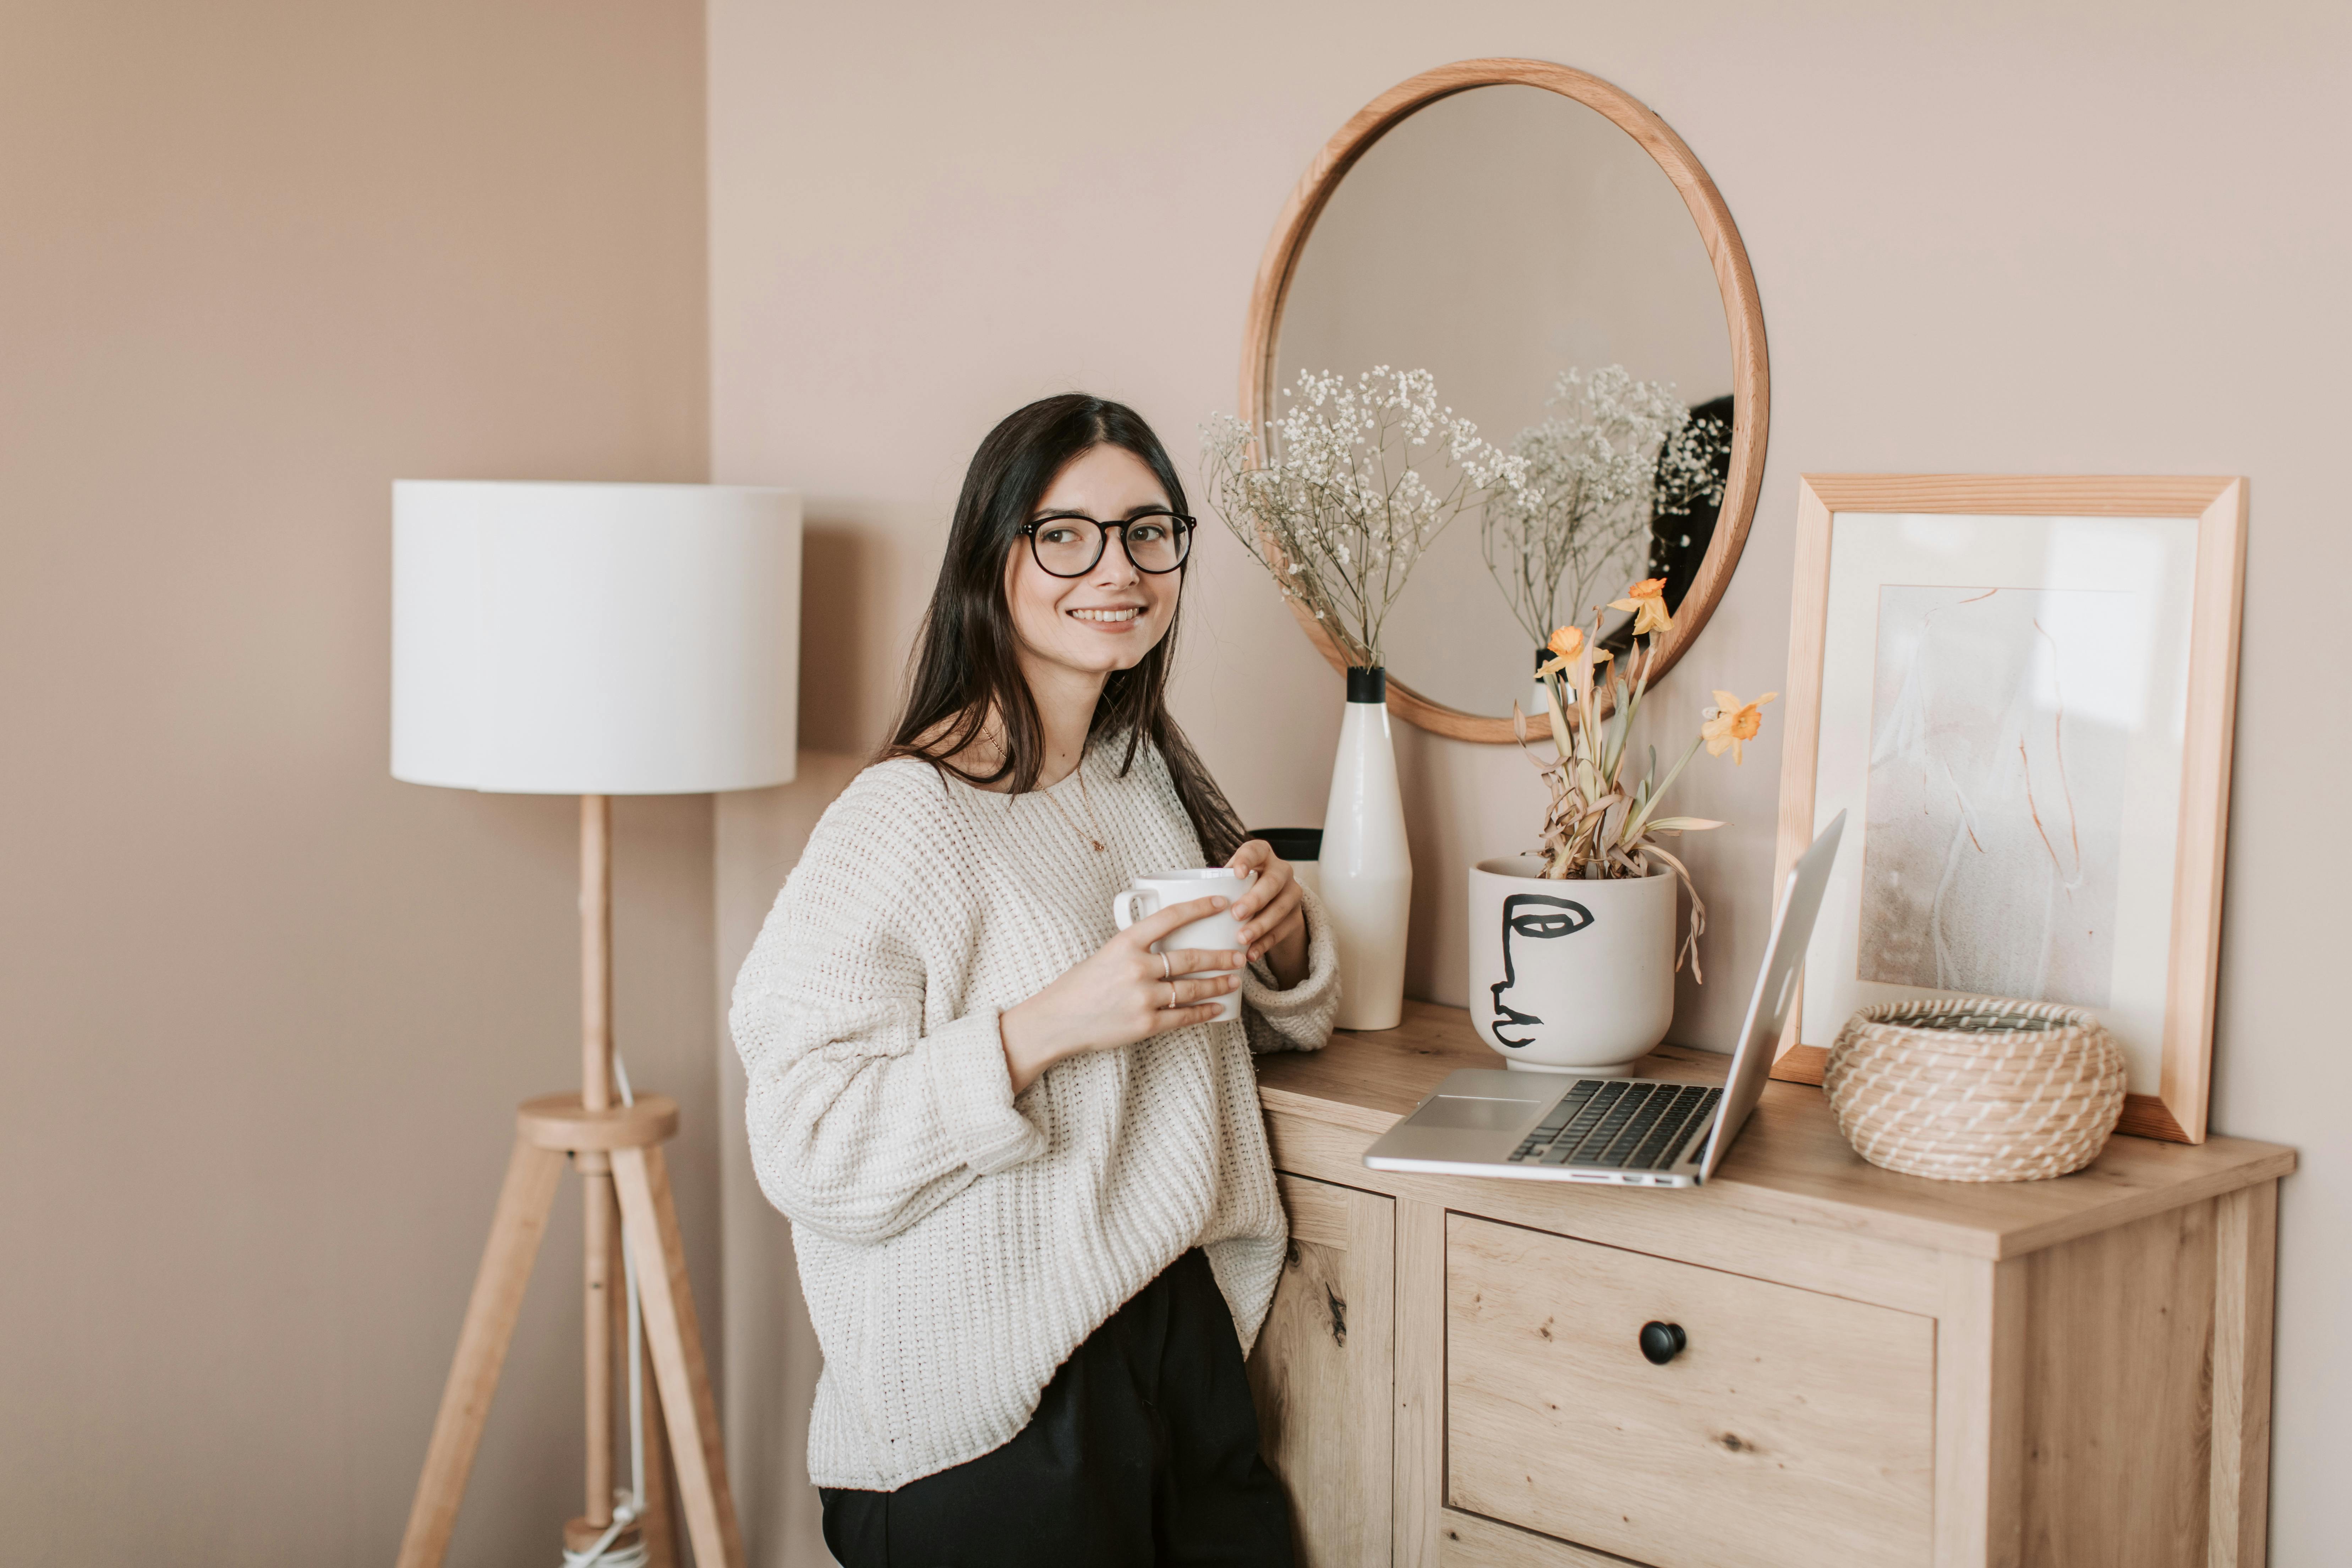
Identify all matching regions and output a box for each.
[1469,856,1676,1073]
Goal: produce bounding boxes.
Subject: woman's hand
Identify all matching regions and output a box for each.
[998,896,1245,1093]
[1227,840,1309,989]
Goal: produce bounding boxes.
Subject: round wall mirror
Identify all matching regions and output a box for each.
[1240,60,1768,740]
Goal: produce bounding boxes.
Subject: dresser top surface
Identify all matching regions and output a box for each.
[1256,1001,2294,1259]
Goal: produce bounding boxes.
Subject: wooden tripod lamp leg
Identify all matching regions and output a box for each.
[396,1137,568,1568]
[613,1143,746,1568]
[580,794,618,1529]
[639,1340,682,1568]
[608,1187,679,1568]
[396,787,729,1568]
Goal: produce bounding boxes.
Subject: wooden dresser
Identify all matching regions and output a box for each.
[1245,1003,2292,1568]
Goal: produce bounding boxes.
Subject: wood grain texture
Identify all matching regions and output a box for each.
[1437,1507,1644,1567]
[1764,475,2247,1145]
[2016,1202,2217,1568]
[1246,1174,1395,1567]
[2117,1093,2192,1144]
[2208,1182,2277,1568]
[1394,1200,1447,1568]
[613,1144,746,1568]
[1932,1255,2027,1568]
[1767,477,1836,1083]
[1770,1062,2195,1150]
[516,1092,681,1152]
[1234,58,1768,741]
[395,1137,567,1568]
[1273,1107,1945,1317]
[1258,1007,2287,1568]
[584,1174,617,1523]
[633,1263,681,1568]
[1798,474,2238,516]
[1257,1007,2294,1262]
[1771,1042,1828,1084]
[580,794,619,1531]
[596,1212,681,1568]
[1447,1215,1935,1568]
[581,793,614,1111]
[2159,480,2248,1143]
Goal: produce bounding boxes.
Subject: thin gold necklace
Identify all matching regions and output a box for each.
[1039,755,1107,854]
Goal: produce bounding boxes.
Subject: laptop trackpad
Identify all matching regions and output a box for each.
[1412,1096,1543,1132]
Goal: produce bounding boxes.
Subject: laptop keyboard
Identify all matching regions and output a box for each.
[1507,1081,1723,1170]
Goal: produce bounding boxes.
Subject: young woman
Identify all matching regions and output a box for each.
[730,394,1339,1565]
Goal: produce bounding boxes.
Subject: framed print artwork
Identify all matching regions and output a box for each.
[1770,476,2247,1144]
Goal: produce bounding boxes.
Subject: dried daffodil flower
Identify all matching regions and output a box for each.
[1537,623,1583,675]
[1701,690,1778,764]
[1610,577,1675,638]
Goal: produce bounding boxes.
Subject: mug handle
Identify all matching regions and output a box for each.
[1112,888,1158,931]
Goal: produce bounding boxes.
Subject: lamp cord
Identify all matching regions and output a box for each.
[562,1051,650,1568]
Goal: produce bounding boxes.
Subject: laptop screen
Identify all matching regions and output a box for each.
[1697,812,1845,1180]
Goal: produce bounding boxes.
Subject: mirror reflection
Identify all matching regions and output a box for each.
[1278,83,1735,718]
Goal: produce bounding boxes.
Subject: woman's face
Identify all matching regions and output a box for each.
[1005,443,1182,682]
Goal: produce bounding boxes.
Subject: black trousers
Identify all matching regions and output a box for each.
[820,1249,1294,1568]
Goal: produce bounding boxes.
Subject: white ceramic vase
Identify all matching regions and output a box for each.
[1323,668,1411,1031]
[1468,855,1674,1072]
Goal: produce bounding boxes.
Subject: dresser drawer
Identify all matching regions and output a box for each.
[1439,1505,1640,1566]
[1446,1214,1934,1568]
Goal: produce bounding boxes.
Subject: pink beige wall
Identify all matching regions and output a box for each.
[0,4,715,1564]
[711,1,2350,1561]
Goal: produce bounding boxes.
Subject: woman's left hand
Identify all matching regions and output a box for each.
[1227,839,1309,989]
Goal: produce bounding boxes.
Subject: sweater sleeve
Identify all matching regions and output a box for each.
[729,780,1048,1246]
[1241,879,1341,1056]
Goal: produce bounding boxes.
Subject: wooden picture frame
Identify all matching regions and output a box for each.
[1237,57,1770,741]
[1770,475,2248,1144]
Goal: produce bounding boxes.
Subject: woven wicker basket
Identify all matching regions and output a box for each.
[1823,997,2126,1182]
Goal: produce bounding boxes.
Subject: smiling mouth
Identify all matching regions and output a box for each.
[1070,607,1143,623]
[1492,1000,1542,1049]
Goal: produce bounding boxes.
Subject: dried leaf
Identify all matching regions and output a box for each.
[1542,678,1572,756]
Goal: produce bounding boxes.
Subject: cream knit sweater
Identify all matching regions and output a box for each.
[729,741,1340,1491]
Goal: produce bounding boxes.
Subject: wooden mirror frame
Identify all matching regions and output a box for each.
[1240,58,1770,742]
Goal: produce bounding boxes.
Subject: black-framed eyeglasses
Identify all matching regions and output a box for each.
[1023,510,1196,577]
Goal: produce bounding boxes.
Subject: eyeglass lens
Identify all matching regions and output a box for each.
[1032,515,1189,577]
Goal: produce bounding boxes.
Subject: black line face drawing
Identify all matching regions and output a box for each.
[1490,894,1595,1049]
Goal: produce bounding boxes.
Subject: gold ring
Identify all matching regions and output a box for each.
[1160,952,1172,981]
[1162,980,1175,1010]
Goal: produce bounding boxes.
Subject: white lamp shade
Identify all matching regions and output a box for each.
[392,481,800,794]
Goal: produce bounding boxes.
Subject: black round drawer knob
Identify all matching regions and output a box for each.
[1639,1321,1687,1365]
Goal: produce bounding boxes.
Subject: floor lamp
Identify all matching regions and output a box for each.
[389,481,800,1568]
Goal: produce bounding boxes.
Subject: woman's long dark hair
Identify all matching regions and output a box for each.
[880,393,1249,865]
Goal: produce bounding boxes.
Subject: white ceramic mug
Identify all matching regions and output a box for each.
[1111,867,1252,1023]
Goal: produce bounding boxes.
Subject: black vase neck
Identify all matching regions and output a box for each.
[1346,666,1387,703]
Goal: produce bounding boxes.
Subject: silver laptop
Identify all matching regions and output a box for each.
[1363,813,1844,1189]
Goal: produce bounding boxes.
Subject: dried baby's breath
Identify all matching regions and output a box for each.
[1202,367,1533,668]
[1480,366,1728,649]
